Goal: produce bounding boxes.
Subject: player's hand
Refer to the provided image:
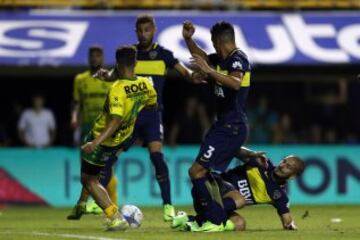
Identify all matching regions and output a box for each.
[191,71,208,84]
[81,142,97,154]
[183,21,195,39]
[253,152,269,168]
[93,68,110,81]
[190,54,213,74]
[284,221,298,231]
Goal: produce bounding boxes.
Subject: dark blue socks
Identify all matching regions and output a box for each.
[191,177,227,225]
[150,152,171,205]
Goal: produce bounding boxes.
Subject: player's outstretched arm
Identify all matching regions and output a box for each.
[70,101,80,129]
[235,146,268,168]
[93,68,117,82]
[280,213,298,230]
[174,62,208,84]
[81,116,122,154]
[183,21,209,62]
[190,54,243,90]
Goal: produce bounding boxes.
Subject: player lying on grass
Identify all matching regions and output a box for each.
[79,46,158,231]
[172,147,305,232]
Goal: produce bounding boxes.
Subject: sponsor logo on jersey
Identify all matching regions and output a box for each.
[237,179,254,204]
[124,82,148,95]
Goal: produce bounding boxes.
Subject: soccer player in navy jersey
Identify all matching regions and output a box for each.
[172,147,305,232]
[182,20,253,231]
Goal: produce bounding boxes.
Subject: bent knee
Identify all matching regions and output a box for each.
[188,163,207,179]
[234,195,246,209]
[81,174,97,187]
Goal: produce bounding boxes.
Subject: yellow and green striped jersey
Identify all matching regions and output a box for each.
[92,76,157,147]
[73,70,113,132]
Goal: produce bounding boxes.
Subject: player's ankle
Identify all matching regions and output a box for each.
[104,204,119,220]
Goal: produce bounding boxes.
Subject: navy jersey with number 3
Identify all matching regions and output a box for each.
[208,49,251,124]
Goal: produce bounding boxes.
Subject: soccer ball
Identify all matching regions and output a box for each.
[121,205,143,228]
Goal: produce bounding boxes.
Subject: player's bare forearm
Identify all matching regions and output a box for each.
[207,69,242,90]
[190,54,241,89]
[93,116,122,146]
[236,146,268,168]
[71,102,80,128]
[174,63,193,82]
[182,21,209,62]
[93,68,117,82]
[185,38,208,62]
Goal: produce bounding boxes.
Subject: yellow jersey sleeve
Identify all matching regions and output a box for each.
[73,74,81,102]
[108,87,124,117]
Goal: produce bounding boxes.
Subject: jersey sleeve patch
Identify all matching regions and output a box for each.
[227,52,251,73]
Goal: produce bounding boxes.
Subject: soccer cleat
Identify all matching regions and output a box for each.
[171,211,189,229]
[224,219,236,231]
[106,218,129,231]
[67,202,86,220]
[183,221,200,232]
[190,220,225,232]
[86,200,103,215]
[163,204,175,222]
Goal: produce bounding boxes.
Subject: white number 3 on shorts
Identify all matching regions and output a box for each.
[203,145,215,159]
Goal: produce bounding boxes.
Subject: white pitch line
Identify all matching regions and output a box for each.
[0,231,126,240]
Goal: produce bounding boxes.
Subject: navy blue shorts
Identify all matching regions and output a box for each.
[123,110,163,150]
[195,122,248,172]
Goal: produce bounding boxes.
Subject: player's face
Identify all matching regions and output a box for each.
[89,51,103,69]
[274,156,297,178]
[211,36,221,55]
[136,22,155,48]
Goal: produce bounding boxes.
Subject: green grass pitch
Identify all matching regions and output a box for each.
[0,205,359,240]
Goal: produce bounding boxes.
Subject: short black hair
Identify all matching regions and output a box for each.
[210,21,235,42]
[136,14,155,28]
[89,45,103,55]
[115,45,137,68]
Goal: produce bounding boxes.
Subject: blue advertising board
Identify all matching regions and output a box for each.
[0,146,359,207]
[0,10,360,66]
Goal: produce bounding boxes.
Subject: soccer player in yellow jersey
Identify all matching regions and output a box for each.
[79,46,157,231]
[67,46,118,219]
[95,15,205,221]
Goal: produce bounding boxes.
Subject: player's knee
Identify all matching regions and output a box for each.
[80,174,90,188]
[81,174,97,188]
[189,163,207,179]
[233,195,246,209]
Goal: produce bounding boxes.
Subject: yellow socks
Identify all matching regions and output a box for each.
[104,204,119,219]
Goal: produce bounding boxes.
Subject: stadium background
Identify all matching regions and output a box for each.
[0,0,359,214]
